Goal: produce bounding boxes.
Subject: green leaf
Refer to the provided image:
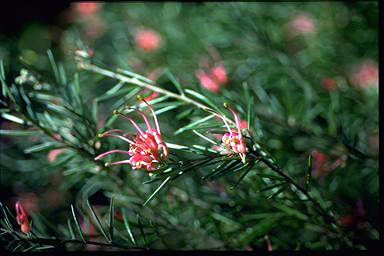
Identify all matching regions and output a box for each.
[108,197,114,242]
[71,204,85,242]
[1,113,25,124]
[121,208,136,245]
[86,200,110,242]
[192,129,218,145]
[24,142,57,154]
[67,219,76,240]
[184,89,219,111]
[164,69,184,96]
[305,154,312,191]
[117,68,155,84]
[47,49,59,85]
[154,103,185,115]
[0,129,42,136]
[266,185,288,199]
[143,176,171,206]
[273,203,308,221]
[175,114,215,135]
[137,214,147,246]
[0,203,12,230]
[231,161,255,189]
[236,218,277,245]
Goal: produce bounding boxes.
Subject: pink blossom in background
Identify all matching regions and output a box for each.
[135,28,162,53]
[211,65,229,85]
[310,150,328,177]
[48,149,64,163]
[72,2,103,16]
[321,78,338,91]
[196,70,220,93]
[288,13,316,37]
[17,192,39,216]
[351,59,378,88]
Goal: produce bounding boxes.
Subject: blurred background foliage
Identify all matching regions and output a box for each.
[0,2,379,251]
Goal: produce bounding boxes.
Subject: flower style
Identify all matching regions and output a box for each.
[95,102,168,171]
[213,107,247,163]
[15,201,31,234]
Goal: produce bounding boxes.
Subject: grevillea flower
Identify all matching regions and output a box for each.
[211,65,228,85]
[95,102,168,171]
[135,28,162,53]
[213,107,247,163]
[288,13,316,36]
[196,70,220,92]
[72,2,103,16]
[351,59,379,89]
[15,201,31,234]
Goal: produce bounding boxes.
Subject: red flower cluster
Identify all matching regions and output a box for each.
[15,201,31,234]
[72,2,102,16]
[135,28,162,53]
[196,65,228,93]
[288,13,316,37]
[351,59,378,89]
[321,77,338,91]
[95,102,168,171]
[310,149,347,177]
[196,47,229,93]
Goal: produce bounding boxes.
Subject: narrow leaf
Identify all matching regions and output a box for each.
[137,214,147,246]
[165,69,184,96]
[108,197,114,241]
[71,204,85,242]
[267,185,288,199]
[24,142,57,154]
[47,49,59,84]
[1,113,25,124]
[175,114,215,135]
[154,103,184,115]
[0,203,12,230]
[67,219,76,239]
[0,130,42,136]
[184,89,219,111]
[121,208,136,245]
[193,129,218,145]
[143,176,172,206]
[86,200,110,242]
[305,154,312,191]
[231,161,255,189]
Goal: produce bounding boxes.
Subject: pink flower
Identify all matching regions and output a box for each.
[351,59,378,88]
[15,201,31,234]
[196,70,220,93]
[321,78,338,91]
[213,107,247,163]
[289,14,316,36]
[310,150,328,177]
[135,28,162,53]
[72,2,102,16]
[48,149,64,163]
[95,101,168,172]
[211,65,228,85]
